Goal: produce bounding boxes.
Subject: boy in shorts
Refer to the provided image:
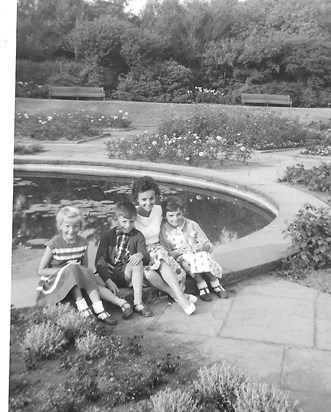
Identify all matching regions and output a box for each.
[95,201,154,317]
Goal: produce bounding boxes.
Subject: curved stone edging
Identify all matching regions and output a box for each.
[14,156,328,284]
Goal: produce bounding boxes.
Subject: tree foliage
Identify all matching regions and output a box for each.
[15,0,331,106]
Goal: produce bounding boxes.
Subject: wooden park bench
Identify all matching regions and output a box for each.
[241,93,292,107]
[49,86,105,100]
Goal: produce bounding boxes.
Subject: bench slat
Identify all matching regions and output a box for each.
[49,86,105,100]
[241,93,292,107]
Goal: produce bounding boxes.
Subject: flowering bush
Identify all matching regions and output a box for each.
[279,163,331,194]
[105,113,252,166]
[301,130,331,156]
[15,81,49,98]
[15,109,131,141]
[188,86,234,104]
[281,204,331,276]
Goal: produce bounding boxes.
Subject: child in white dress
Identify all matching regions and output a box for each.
[160,196,228,301]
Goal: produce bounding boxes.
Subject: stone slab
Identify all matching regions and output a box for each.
[282,347,331,393]
[148,298,231,337]
[11,277,39,308]
[290,390,331,412]
[219,294,315,347]
[237,275,318,299]
[316,293,331,320]
[316,318,331,351]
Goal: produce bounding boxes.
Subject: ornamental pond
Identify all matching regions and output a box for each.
[13,174,275,248]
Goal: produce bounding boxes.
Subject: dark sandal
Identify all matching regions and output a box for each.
[95,310,118,326]
[120,302,133,319]
[212,285,228,299]
[134,303,154,317]
[199,287,212,302]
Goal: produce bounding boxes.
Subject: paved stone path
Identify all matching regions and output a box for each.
[12,136,331,411]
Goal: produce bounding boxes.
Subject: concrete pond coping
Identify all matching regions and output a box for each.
[14,156,329,283]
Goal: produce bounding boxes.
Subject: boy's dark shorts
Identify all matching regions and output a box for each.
[109,263,130,288]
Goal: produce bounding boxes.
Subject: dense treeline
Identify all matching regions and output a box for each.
[16,0,331,106]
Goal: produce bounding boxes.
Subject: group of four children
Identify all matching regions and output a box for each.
[36,176,228,325]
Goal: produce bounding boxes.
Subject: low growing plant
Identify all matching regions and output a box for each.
[43,303,94,342]
[279,163,331,194]
[282,203,331,277]
[234,381,302,412]
[302,128,331,156]
[75,332,105,360]
[193,362,248,411]
[14,143,44,155]
[21,321,68,368]
[151,387,200,412]
[15,109,131,141]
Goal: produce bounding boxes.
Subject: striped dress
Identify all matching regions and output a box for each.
[36,234,96,306]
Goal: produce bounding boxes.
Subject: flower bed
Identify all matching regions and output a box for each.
[15,110,131,141]
[105,112,322,166]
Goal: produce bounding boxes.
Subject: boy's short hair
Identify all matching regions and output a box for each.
[56,206,84,232]
[162,196,185,216]
[115,201,137,219]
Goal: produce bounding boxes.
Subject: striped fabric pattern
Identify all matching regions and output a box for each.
[46,234,88,268]
[52,245,87,262]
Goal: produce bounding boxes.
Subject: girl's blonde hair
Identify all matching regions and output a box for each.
[56,206,84,232]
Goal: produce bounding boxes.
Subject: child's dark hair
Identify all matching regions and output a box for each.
[131,176,161,201]
[114,201,137,219]
[162,196,185,216]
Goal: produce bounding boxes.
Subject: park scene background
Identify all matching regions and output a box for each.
[6,0,331,411]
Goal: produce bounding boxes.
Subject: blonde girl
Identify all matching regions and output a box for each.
[36,206,116,325]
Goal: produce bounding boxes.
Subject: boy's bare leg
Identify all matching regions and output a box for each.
[95,274,127,307]
[126,262,143,306]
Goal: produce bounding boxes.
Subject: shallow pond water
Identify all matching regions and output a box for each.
[13,174,275,247]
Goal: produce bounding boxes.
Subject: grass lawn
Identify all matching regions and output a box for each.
[15,98,331,128]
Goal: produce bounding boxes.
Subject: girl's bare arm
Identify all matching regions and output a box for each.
[38,246,58,276]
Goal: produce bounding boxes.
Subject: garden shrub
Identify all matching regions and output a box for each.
[14,143,43,155]
[282,203,331,276]
[15,81,49,99]
[193,362,248,411]
[15,110,131,141]
[301,132,331,156]
[151,387,200,412]
[16,60,58,84]
[279,163,331,194]
[157,112,318,151]
[75,332,105,360]
[112,60,192,103]
[43,303,94,343]
[21,321,68,368]
[234,381,302,412]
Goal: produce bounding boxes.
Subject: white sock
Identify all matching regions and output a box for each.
[197,281,210,294]
[92,300,105,314]
[76,298,88,312]
[210,279,221,289]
